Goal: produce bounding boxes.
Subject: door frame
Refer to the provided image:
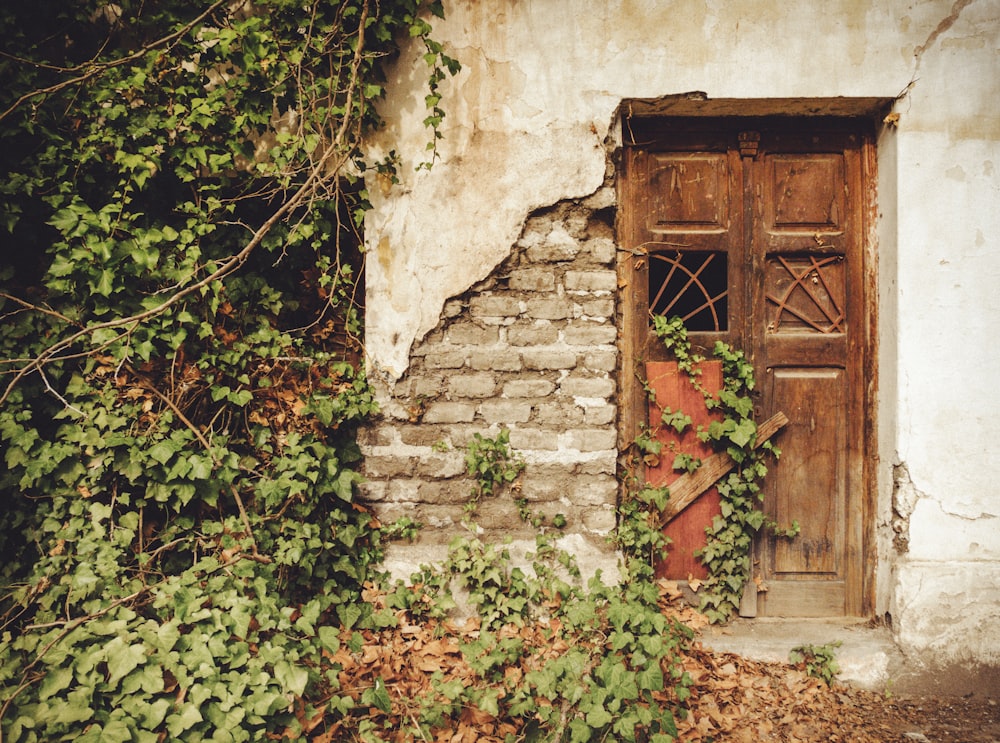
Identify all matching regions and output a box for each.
[616,112,880,617]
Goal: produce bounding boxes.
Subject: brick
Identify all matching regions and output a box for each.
[414,329,444,350]
[508,428,560,451]
[478,400,533,424]
[364,455,418,478]
[410,373,448,397]
[519,465,575,501]
[517,221,547,250]
[423,402,477,423]
[417,480,472,505]
[525,224,579,263]
[582,186,616,211]
[448,372,498,398]
[358,480,387,502]
[503,379,557,398]
[357,425,394,448]
[507,324,559,346]
[585,236,617,264]
[581,506,617,534]
[577,452,618,475]
[373,502,424,526]
[582,350,617,372]
[381,479,421,502]
[565,475,618,505]
[533,402,585,426]
[580,297,615,319]
[446,322,499,345]
[565,212,588,238]
[583,404,617,425]
[443,425,500,448]
[399,425,451,447]
[469,349,523,371]
[526,297,575,320]
[564,270,616,293]
[559,376,615,399]
[470,295,523,318]
[568,428,618,452]
[415,453,467,478]
[563,322,617,346]
[474,499,536,533]
[522,349,579,370]
[509,268,556,292]
[424,348,468,369]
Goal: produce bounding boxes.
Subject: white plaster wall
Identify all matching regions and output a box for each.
[888,0,1000,666]
[365,0,1000,667]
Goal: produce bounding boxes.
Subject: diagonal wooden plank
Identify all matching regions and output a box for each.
[657,412,789,528]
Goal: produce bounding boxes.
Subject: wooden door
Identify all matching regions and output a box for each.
[619,117,875,617]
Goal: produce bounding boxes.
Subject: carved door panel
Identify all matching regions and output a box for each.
[621,118,873,616]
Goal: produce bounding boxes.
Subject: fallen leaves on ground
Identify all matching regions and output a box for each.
[288,581,998,742]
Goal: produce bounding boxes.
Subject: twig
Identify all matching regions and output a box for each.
[0,293,75,325]
[37,367,85,417]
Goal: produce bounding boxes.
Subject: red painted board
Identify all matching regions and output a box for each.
[644,360,723,581]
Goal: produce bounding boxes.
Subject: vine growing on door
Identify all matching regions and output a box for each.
[628,316,795,623]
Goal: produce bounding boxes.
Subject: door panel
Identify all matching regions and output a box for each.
[768,368,846,578]
[621,117,873,617]
[767,154,846,232]
[646,153,731,231]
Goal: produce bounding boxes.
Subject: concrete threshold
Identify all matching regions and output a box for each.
[697,617,902,692]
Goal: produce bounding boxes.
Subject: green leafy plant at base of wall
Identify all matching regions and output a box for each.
[363,429,701,741]
[383,517,695,741]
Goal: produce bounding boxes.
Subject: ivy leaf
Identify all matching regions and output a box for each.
[105,636,147,687]
[166,704,204,737]
[637,662,664,692]
[48,207,80,233]
[318,625,340,653]
[273,659,309,697]
[362,677,392,713]
[586,703,615,728]
[148,441,177,465]
[728,418,757,448]
[94,269,115,297]
[37,665,74,700]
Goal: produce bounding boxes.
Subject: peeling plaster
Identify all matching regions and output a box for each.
[892,463,922,554]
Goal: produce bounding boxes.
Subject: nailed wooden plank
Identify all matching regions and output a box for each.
[658,412,789,527]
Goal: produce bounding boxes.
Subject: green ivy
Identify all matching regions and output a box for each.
[385,525,694,742]
[0,0,458,739]
[789,641,842,686]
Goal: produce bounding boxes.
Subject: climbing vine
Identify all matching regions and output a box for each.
[0,1,458,740]
[623,316,793,623]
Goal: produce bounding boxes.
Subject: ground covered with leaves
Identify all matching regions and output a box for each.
[283,580,999,743]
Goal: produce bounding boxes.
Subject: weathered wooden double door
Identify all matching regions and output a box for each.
[621,117,875,616]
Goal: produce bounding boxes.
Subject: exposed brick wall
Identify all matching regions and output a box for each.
[360,185,621,570]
